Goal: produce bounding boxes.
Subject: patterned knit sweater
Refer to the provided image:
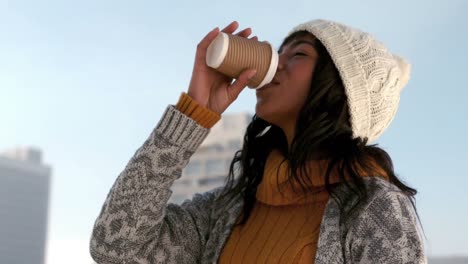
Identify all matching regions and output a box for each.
[90,105,426,264]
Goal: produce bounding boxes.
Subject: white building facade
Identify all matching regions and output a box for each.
[169,113,252,204]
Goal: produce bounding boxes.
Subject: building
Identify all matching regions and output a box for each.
[428,257,468,263]
[0,147,51,264]
[169,113,252,204]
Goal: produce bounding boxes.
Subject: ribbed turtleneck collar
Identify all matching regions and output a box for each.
[255,149,387,206]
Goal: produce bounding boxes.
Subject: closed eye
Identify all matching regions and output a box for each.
[294,52,307,56]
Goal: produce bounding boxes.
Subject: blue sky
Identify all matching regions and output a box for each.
[1,0,467,262]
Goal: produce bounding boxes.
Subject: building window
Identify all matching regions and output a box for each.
[184,161,202,176]
[198,177,224,187]
[206,144,223,152]
[206,159,225,176]
[174,178,192,187]
[197,144,223,154]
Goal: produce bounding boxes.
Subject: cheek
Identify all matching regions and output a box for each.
[290,67,313,98]
[285,89,309,116]
[292,64,315,86]
[286,67,314,111]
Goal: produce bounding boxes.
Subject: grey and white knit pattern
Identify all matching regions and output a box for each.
[90,106,426,264]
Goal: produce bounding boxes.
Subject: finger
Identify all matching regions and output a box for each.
[250,36,258,41]
[221,21,239,34]
[228,69,257,101]
[235,28,252,38]
[197,27,220,52]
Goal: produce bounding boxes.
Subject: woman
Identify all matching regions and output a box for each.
[90,19,426,263]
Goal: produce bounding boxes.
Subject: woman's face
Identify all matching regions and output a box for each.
[255,33,319,128]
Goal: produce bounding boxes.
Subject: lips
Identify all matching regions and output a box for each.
[257,78,280,91]
[270,77,280,84]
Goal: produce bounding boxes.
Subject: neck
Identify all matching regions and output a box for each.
[278,119,296,149]
[279,124,329,160]
[284,127,295,149]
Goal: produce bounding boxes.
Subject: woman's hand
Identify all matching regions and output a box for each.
[187,21,258,114]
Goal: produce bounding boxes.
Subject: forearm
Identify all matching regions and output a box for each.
[90,105,210,262]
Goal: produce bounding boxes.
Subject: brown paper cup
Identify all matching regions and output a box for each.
[206,32,278,89]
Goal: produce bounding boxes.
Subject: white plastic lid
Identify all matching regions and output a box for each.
[206,32,229,68]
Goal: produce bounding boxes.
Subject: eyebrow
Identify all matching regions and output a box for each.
[279,40,316,53]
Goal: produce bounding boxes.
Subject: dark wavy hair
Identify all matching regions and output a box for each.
[218,31,418,227]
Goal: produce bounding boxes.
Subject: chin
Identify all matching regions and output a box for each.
[255,104,277,125]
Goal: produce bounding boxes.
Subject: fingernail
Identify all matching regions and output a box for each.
[247,70,257,80]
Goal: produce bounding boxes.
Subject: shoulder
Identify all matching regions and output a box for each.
[342,177,426,263]
[358,177,418,226]
[348,177,420,237]
[342,177,420,239]
[335,177,412,213]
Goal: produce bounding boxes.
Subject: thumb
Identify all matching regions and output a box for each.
[228,69,257,101]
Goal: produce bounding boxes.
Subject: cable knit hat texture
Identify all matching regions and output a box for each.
[288,19,410,143]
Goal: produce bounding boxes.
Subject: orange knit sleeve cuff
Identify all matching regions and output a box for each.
[175,92,221,129]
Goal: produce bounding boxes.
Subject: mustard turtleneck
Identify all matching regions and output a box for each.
[219,149,334,264]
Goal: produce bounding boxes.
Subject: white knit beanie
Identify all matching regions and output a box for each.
[288,19,410,143]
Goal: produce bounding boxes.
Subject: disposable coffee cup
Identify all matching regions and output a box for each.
[206,32,278,89]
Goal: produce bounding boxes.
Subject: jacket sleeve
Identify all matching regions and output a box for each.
[347,191,427,264]
[90,105,220,264]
